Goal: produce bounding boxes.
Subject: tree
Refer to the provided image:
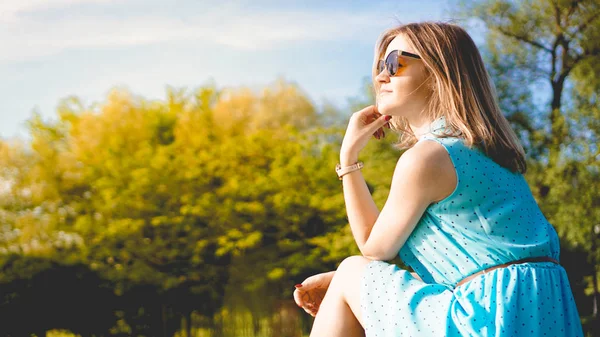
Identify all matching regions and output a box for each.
[456,0,600,332]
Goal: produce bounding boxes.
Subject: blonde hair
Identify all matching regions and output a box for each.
[372,21,527,174]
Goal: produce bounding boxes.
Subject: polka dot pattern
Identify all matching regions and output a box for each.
[359,117,584,336]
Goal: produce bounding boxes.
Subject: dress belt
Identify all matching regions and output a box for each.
[455,256,560,288]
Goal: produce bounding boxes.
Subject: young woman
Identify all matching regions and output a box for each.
[293,21,583,337]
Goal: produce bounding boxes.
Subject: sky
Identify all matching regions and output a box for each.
[0,0,471,141]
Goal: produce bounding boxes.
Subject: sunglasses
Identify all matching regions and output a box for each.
[377,49,422,77]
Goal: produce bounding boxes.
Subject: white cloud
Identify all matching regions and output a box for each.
[0,0,119,22]
[0,1,390,63]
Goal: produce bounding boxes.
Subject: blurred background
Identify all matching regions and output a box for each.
[0,0,598,336]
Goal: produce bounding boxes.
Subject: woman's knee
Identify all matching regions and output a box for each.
[337,255,372,277]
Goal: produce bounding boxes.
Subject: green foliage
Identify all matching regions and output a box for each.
[0,77,394,335]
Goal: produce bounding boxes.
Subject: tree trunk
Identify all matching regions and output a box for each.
[548,75,567,168]
[253,313,261,336]
[592,229,600,334]
[187,311,193,337]
[162,303,168,337]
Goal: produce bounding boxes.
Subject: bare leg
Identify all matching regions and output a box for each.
[309,256,372,337]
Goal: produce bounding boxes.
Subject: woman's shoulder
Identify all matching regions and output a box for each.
[416,135,484,166]
[409,135,466,164]
[399,138,458,203]
[409,136,456,157]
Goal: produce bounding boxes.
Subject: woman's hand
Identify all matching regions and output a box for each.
[340,105,391,161]
[293,271,335,317]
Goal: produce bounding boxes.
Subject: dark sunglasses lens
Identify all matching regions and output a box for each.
[377,60,385,74]
[386,50,398,76]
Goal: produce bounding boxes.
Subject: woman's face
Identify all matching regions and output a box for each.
[375,34,430,118]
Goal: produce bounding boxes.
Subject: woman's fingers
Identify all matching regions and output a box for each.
[357,105,377,118]
[293,289,304,308]
[373,128,381,139]
[294,290,321,317]
[360,106,390,140]
[294,288,317,310]
[359,106,380,125]
[294,289,314,310]
[298,300,316,317]
[355,105,390,141]
[293,273,331,317]
[373,127,386,140]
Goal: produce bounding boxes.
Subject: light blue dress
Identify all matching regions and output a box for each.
[360,116,583,336]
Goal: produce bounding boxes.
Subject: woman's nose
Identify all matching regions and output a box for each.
[376,69,390,82]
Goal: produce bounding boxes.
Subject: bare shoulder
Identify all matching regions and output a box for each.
[397,138,452,172]
[394,139,457,203]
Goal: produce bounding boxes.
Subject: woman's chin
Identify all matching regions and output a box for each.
[376,102,397,116]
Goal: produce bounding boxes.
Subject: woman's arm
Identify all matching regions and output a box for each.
[341,140,455,261]
[339,153,380,255]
